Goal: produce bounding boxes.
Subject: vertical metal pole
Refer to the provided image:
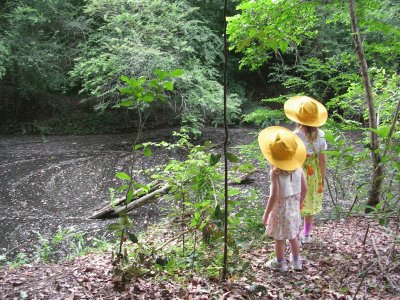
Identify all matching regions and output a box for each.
[222,0,229,281]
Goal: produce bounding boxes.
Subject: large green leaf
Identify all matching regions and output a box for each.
[116,172,131,181]
[209,153,221,166]
[168,69,184,77]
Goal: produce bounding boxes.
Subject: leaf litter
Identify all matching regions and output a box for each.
[0,216,398,299]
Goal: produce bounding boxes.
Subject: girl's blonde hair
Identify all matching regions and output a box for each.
[272,167,295,176]
[298,124,318,143]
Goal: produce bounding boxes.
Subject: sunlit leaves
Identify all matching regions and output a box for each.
[143,147,152,157]
[115,68,183,109]
[116,172,131,181]
[227,0,318,69]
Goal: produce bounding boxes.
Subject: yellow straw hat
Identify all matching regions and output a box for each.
[258,126,307,171]
[284,95,328,127]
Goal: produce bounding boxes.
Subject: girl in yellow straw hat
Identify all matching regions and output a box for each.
[284,95,328,244]
[258,126,307,272]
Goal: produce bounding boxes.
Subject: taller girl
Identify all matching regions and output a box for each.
[284,96,328,243]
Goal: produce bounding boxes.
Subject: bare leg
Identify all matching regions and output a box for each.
[275,240,285,260]
[288,237,300,258]
[288,236,302,270]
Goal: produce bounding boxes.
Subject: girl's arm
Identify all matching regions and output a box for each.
[262,170,279,226]
[300,169,308,209]
[319,153,327,186]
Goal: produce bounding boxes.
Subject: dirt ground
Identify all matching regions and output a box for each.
[1,216,399,299]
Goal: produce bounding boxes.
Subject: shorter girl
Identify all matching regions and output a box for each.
[258,126,308,272]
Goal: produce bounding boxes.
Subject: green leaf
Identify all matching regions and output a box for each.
[209,153,221,166]
[120,75,130,83]
[163,81,174,91]
[117,184,129,192]
[120,214,132,227]
[214,204,221,219]
[128,76,146,89]
[324,132,336,144]
[128,233,138,243]
[237,38,252,52]
[126,189,134,204]
[379,218,387,226]
[144,147,152,157]
[154,69,168,81]
[322,150,340,157]
[368,126,391,138]
[142,91,155,103]
[168,69,184,77]
[119,100,134,107]
[118,87,133,95]
[225,152,239,163]
[279,40,289,52]
[134,183,150,194]
[148,79,159,89]
[248,28,257,37]
[116,172,131,181]
[107,223,124,232]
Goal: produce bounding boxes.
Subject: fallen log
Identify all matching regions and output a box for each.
[228,169,259,185]
[113,184,170,215]
[89,183,166,219]
[90,170,259,219]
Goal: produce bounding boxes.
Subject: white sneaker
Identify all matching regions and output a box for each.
[290,258,303,271]
[302,235,312,244]
[265,258,288,272]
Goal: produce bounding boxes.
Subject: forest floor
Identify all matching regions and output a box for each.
[1,216,399,299]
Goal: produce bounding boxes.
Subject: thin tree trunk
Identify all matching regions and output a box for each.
[348,0,383,212]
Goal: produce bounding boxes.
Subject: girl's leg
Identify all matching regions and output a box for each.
[288,237,302,270]
[275,240,285,261]
[303,215,313,237]
[288,237,300,258]
[266,239,288,271]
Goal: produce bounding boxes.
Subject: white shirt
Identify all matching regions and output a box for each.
[277,168,302,198]
[295,128,327,154]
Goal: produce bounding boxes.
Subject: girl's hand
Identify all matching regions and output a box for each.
[262,212,269,226]
[300,200,305,210]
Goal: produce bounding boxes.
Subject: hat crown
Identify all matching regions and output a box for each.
[297,100,318,122]
[270,133,298,161]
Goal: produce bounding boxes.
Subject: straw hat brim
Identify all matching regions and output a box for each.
[258,126,307,171]
[284,96,328,127]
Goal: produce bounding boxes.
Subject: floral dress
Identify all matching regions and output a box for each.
[295,129,327,216]
[265,168,302,240]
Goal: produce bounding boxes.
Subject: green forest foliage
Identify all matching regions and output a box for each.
[228,0,399,128]
[0,0,398,133]
[0,0,243,133]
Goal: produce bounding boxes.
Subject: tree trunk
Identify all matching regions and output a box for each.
[348,0,383,212]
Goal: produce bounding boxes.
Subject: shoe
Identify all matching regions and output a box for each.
[290,258,303,271]
[265,258,288,272]
[302,235,312,244]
